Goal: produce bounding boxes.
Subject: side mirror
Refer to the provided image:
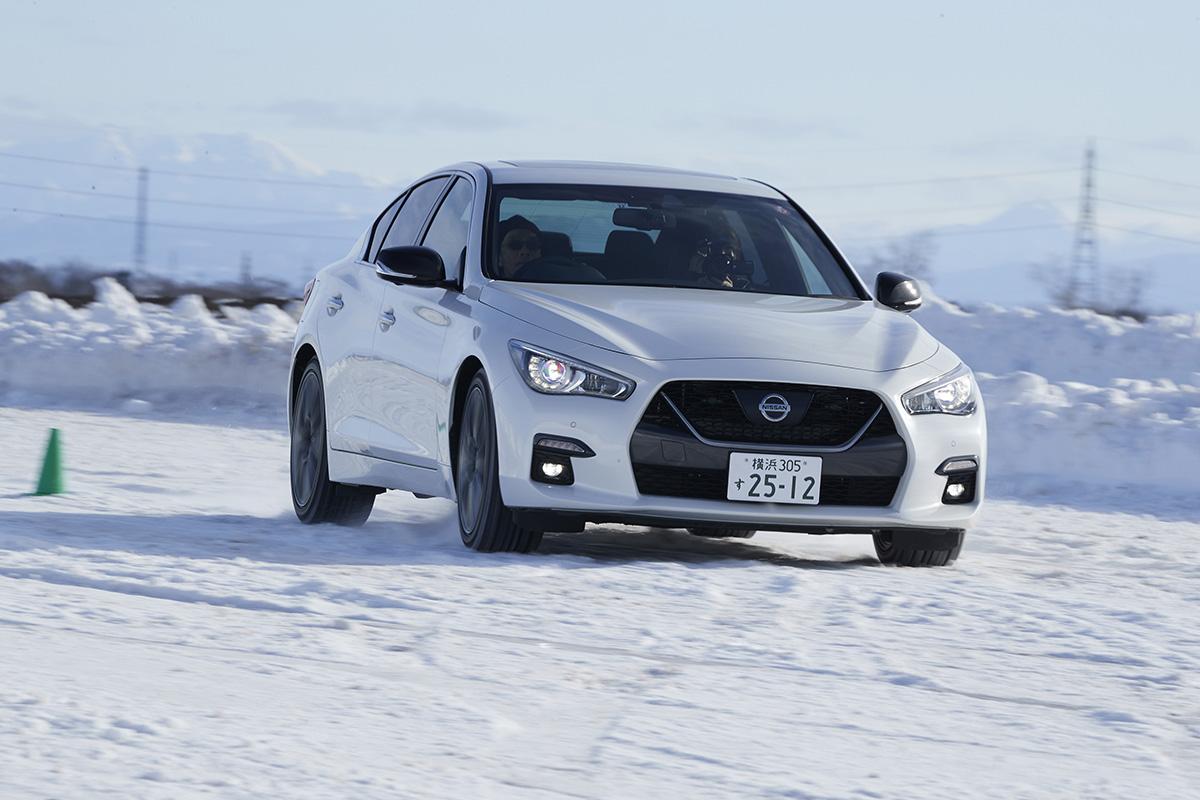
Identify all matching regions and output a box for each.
[874,271,922,313]
[376,246,446,285]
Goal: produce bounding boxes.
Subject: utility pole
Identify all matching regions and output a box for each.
[240,250,253,288]
[133,167,149,270]
[1067,139,1100,309]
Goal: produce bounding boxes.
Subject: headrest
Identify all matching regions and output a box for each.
[604,230,655,279]
[539,231,573,260]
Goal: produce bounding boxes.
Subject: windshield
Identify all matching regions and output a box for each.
[488,184,862,298]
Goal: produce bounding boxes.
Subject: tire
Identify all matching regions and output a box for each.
[873,529,964,567]
[290,359,376,526]
[686,526,757,539]
[455,372,543,553]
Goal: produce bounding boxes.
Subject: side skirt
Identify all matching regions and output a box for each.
[327,447,454,498]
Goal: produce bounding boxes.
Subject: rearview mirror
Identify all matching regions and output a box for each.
[376,246,446,286]
[612,207,676,231]
[874,271,922,313]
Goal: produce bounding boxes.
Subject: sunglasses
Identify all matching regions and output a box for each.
[504,236,541,251]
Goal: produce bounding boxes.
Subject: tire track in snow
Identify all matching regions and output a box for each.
[0,567,312,614]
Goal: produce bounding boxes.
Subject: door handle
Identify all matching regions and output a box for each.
[326,294,344,316]
[379,308,396,332]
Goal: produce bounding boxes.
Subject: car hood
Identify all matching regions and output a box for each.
[480,282,940,372]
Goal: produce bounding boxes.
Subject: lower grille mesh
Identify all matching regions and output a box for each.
[632,465,900,507]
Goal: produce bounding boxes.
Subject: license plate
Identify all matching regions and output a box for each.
[727,452,822,504]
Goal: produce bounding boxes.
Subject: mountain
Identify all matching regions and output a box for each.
[0,128,395,290]
[3,128,1197,310]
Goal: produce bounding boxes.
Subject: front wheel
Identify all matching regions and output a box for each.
[454,372,542,553]
[873,529,964,567]
[290,359,376,526]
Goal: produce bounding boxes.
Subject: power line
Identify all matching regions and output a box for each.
[6,207,350,241]
[846,222,1200,249]
[840,223,1064,245]
[1098,197,1200,221]
[819,197,1075,221]
[0,178,366,216]
[0,150,387,190]
[1097,168,1200,192]
[794,167,1076,191]
[1096,224,1200,247]
[1095,136,1200,158]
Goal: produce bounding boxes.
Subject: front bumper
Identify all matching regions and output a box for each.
[486,344,986,534]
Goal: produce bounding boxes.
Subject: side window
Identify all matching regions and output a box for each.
[420,178,475,281]
[377,177,450,254]
[367,194,406,262]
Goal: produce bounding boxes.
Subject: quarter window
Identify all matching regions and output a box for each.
[420,178,474,281]
[378,177,450,254]
[367,194,406,262]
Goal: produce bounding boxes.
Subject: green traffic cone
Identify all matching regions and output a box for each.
[34,428,65,496]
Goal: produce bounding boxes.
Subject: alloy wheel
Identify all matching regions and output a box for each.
[291,372,323,509]
[457,386,491,538]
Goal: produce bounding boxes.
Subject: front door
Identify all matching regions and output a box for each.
[370,176,475,468]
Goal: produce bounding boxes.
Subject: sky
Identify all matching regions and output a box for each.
[2,0,1199,295]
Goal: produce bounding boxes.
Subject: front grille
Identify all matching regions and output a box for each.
[655,381,883,446]
[632,465,900,507]
[639,392,689,433]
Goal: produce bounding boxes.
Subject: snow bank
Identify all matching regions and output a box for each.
[2,280,1198,492]
[920,291,1200,386]
[0,279,296,406]
[980,372,1200,492]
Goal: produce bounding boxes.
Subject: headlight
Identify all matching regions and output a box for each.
[508,341,635,400]
[902,363,977,415]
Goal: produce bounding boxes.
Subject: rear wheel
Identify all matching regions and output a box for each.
[873,529,964,567]
[455,372,542,553]
[687,526,757,539]
[290,360,376,526]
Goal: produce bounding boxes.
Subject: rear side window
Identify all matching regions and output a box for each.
[420,178,475,281]
[377,177,450,255]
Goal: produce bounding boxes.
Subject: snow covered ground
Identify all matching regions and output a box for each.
[2,406,1199,799]
[2,283,1199,797]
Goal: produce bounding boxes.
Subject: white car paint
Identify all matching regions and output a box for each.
[292,160,986,537]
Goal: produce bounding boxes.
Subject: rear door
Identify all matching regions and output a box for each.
[316,204,396,456]
[370,176,475,468]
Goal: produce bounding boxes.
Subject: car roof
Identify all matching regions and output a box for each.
[476,160,783,198]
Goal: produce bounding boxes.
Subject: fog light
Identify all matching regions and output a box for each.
[530,452,574,485]
[530,434,591,486]
[946,482,966,498]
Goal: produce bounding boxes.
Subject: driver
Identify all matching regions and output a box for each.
[497,215,542,278]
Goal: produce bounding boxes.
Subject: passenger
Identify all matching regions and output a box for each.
[690,224,750,289]
[497,215,543,278]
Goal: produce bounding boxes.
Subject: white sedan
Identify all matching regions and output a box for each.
[289,161,985,566]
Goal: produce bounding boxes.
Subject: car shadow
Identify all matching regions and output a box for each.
[0,509,878,570]
[540,525,879,569]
